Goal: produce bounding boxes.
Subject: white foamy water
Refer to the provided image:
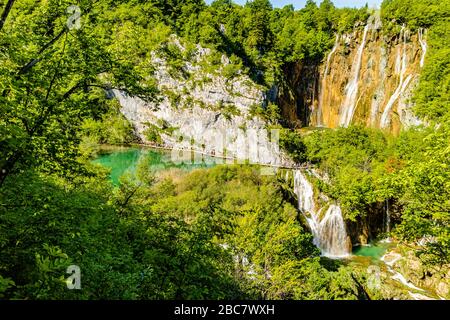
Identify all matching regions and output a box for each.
[294,170,350,258]
[339,25,369,127]
[418,28,427,68]
[380,26,413,128]
[391,272,424,291]
[381,252,429,295]
[318,205,351,258]
[409,292,435,300]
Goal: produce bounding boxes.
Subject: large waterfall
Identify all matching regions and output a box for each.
[299,15,426,132]
[339,25,369,128]
[293,170,351,258]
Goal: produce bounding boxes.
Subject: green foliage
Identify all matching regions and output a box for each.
[267,259,363,300]
[379,0,450,124]
[0,0,157,184]
[222,57,244,79]
[81,100,136,146]
[143,123,163,145]
[302,122,450,265]
[0,167,236,299]
[394,126,450,265]
[0,163,365,299]
[278,127,307,163]
[249,102,281,124]
[303,126,390,220]
[220,103,241,120]
[381,0,447,31]
[174,0,370,86]
[0,276,14,298]
[413,23,450,122]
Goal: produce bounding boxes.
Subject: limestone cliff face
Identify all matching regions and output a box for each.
[278,17,425,134]
[114,39,292,167]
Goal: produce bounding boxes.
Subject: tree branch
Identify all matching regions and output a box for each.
[18,27,68,75]
[0,0,15,32]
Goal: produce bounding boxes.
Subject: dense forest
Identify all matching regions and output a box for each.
[0,0,449,300]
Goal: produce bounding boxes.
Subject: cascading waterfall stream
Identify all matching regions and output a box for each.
[380,26,413,128]
[317,34,339,126]
[418,28,427,68]
[370,42,388,127]
[294,170,316,214]
[381,253,430,297]
[395,45,402,74]
[380,199,392,243]
[385,199,391,234]
[318,205,350,258]
[293,170,351,258]
[339,25,369,128]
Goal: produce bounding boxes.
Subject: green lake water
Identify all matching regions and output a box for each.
[352,242,393,260]
[93,146,219,185]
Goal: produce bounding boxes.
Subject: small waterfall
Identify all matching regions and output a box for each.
[293,170,350,258]
[381,253,426,293]
[294,170,315,214]
[339,25,369,127]
[318,205,351,258]
[409,292,436,300]
[385,199,391,233]
[317,34,339,126]
[380,26,413,128]
[381,199,392,243]
[418,28,427,68]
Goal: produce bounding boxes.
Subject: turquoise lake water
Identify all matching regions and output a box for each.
[352,242,392,260]
[92,146,218,185]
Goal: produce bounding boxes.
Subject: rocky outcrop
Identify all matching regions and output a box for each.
[381,247,450,299]
[114,39,292,167]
